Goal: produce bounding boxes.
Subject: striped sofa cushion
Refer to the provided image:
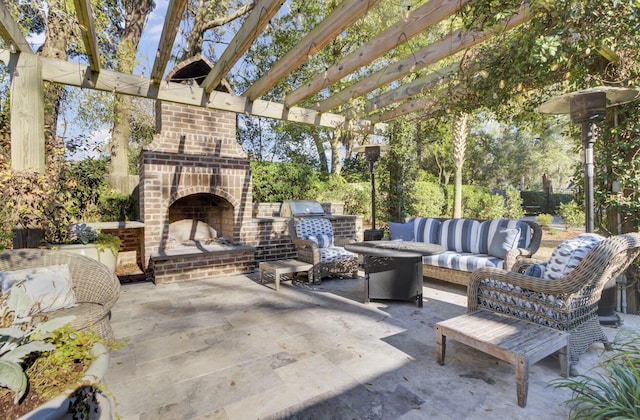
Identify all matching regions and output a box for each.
[412,217,441,243]
[423,252,504,272]
[439,219,481,253]
[477,219,532,255]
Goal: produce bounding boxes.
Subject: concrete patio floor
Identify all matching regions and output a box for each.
[104,272,639,419]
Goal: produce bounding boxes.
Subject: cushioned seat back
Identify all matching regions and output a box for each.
[412,217,441,243]
[295,217,334,240]
[440,219,480,252]
[477,219,533,255]
[543,233,604,280]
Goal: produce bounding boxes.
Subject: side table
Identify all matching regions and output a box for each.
[259,259,313,291]
[436,309,569,407]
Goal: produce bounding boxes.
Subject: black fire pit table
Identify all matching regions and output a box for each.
[345,241,445,307]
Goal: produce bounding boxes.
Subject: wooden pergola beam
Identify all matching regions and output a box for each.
[33,51,386,135]
[201,0,283,94]
[0,2,32,53]
[284,0,467,108]
[73,0,101,73]
[150,0,187,85]
[243,0,382,101]
[363,62,459,115]
[369,97,437,123]
[316,6,532,113]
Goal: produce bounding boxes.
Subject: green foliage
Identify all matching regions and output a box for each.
[442,185,494,219]
[478,194,506,220]
[409,181,446,218]
[558,201,585,229]
[317,180,370,221]
[536,213,554,228]
[554,330,640,420]
[0,289,74,403]
[505,189,525,220]
[251,161,321,203]
[98,191,138,221]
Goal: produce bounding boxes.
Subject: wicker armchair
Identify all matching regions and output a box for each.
[467,232,640,368]
[289,217,358,283]
[0,248,121,342]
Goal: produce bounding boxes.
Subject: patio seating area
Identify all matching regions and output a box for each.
[104,273,639,419]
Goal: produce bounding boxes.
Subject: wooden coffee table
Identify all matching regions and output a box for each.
[436,310,570,407]
[259,259,313,290]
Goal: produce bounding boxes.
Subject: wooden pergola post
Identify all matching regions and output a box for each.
[9,52,45,172]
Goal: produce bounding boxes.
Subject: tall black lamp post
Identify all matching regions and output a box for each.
[354,144,389,241]
[539,86,640,326]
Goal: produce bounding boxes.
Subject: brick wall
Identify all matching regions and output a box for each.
[141,101,253,271]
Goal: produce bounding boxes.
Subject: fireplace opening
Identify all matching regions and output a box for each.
[165,193,235,250]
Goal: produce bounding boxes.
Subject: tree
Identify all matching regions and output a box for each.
[452,112,468,218]
[109,1,155,192]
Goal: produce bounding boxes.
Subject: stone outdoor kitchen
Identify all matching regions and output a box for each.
[100,57,363,283]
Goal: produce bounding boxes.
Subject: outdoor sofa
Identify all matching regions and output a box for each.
[388,217,542,287]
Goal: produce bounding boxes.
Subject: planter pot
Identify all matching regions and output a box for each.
[19,343,114,420]
[48,244,118,273]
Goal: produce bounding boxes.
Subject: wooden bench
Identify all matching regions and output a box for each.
[436,310,569,407]
[259,259,313,290]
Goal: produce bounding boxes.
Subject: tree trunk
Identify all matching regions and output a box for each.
[39,0,71,164]
[311,131,329,174]
[109,0,155,191]
[452,113,468,218]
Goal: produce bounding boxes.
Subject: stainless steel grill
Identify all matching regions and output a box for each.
[280,200,326,218]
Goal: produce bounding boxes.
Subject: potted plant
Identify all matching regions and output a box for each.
[0,289,116,419]
[46,224,122,273]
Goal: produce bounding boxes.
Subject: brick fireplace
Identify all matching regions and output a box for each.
[140,57,255,282]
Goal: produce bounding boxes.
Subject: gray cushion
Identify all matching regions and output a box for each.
[488,228,520,259]
[524,263,546,278]
[0,265,77,313]
[388,221,414,241]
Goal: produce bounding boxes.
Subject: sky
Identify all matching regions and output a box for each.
[27,1,170,160]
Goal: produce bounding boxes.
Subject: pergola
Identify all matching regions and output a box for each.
[0,0,535,171]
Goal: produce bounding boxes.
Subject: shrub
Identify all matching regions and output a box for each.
[98,191,138,221]
[558,201,585,229]
[537,213,554,228]
[251,161,320,202]
[478,194,506,220]
[554,330,640,420]
[318,180,370,220]
[410,181,445,217]
[505,189,525,220]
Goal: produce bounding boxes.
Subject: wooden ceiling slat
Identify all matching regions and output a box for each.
[363,62,459,114]
[315,6,532,113]
[150,0,188,85]
[36,52,385,134]
[0,2,32,53]
[369,97,437,123]
[243,0,383,102]
[74,0,101,72]
[284,0,467,108]
[201,0,284,93]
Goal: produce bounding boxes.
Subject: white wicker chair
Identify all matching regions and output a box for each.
[0,248,121,342]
